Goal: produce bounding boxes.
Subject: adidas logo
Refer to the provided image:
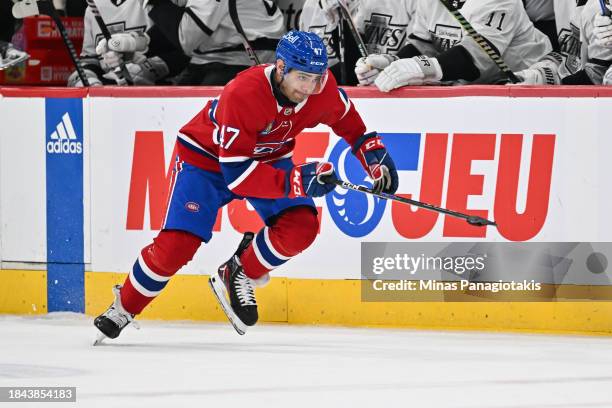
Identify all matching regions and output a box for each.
[47,112,82,154]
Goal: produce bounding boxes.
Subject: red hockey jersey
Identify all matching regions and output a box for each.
[177,64,367,199]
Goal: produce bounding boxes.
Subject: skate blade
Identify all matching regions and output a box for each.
[92,332,107,346]
[208,275,247,335]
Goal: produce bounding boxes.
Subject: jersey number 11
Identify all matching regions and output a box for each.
[484,12,506,31]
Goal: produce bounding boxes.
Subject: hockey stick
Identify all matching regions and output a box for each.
[28,0,90,86]
[599,0,611,16]
[228,0,261,65]
[438,0,520,84]
[337,23,347,83]
[323,176,497,227]
[337,1,368,58]
[85,0,133,85]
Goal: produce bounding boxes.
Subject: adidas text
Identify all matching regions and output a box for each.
[47,139,82,154]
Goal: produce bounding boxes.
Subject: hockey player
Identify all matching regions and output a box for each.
[511,0,585,85]
[13,0,187,86]
[355,0,416,55]
[524,0,559,51]
[76,0,188,86]
[578,0,612,84]
[299,0,360,84]
[93,30,398,339]
[144,0,285,85]
[593,0,612,83]
[352,0,416,85]
[355,0,552,90]
[519,0,612,85]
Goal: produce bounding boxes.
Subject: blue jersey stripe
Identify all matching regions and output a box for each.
[255,231,287,268]
[132,260,168,292]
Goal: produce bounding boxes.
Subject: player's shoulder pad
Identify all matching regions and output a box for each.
[222,65,274,108]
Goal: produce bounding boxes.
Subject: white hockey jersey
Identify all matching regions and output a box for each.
[355,0,417,55]
[579,0,612,83]
[275,0,306,32]
[80,0,148,68]
[183,0,285,66]
[553,0,586,78]
[299,0,344,67]
[409,0,552,83]
[524,0,555,22]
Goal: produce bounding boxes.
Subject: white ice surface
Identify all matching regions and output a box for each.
[1,313,612,408]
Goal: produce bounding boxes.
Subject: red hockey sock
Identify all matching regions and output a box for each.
[240,207,319,279]
[120,230,201,315]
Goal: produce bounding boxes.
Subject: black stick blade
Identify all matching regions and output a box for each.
[466,216,497,227]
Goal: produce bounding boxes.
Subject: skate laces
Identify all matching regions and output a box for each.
[234,270,257,307]
[105,285,140,329]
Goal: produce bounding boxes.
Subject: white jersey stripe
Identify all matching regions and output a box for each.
[252,236,275,270]
[128,272,161,297]
[138,254,171,282]
[219,156,252,163]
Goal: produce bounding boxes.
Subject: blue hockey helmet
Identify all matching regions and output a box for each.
[276,30,328,76]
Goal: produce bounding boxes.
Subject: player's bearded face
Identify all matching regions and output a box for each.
[279,69,327,103]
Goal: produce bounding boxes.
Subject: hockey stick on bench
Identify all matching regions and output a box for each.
[323,176,497,227]
[438,0,519,84]
[337,0,368,58]
[228,0,261,65]
[85,0,133,85]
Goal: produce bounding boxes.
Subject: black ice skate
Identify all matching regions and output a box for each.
[209,232,260,335]
[93,285,138,345]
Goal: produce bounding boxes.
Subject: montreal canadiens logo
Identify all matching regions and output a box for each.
[325,139,387,237]
[185,202,200,212]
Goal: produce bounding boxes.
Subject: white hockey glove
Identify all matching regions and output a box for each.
[514,67,560,85]
[375,56,443,92]
[513,59,560,85]
[12,0,40,18]
[594,14,612,47]
[354,54,398,86]
[319,0,360,26]
[67,68,103,87]
[103,56,169,85]
[95,32,150,71]
[0,41,29,70]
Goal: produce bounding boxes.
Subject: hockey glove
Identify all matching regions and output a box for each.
[375,56,443,92]
[103,56,169,85]
[355,54,398,86]
[352,132,398,194]
[96,32,150,71]
[594,14,612,47]
[514,66,560,85]
[12,0,41,18]
[287,162,337,198]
